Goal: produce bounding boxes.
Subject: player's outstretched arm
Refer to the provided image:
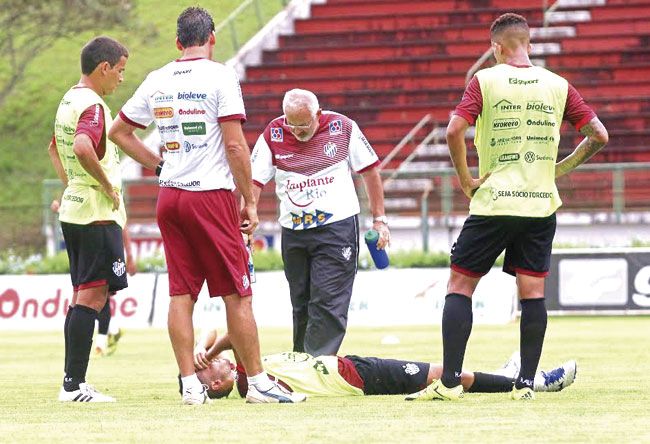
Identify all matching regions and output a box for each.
[556,116,608,178]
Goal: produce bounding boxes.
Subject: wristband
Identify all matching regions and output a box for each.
[155,160,165,176]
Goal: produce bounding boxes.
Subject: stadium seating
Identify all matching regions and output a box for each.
[125,0,650,221]
[237,0,650,218]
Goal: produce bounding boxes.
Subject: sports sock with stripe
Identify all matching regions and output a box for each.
[63,304,98,392]
[516,298,547,390]
[441,293,473,388]
[63,305,73,374]
[467,372,515,393]
[97,299,111,335]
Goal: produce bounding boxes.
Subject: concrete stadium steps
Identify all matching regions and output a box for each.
[295,9,546,34]
[235,0,650,219]
[575,17,650,36]
[246,47,650,81]
[242,72,467,95]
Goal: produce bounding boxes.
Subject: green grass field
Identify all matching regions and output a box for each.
[1,317,649,443]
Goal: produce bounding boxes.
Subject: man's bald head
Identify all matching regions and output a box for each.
[490,13,530,47]
[196,359,235,399]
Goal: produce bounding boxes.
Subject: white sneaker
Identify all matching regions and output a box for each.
[534,360,577,392]
[246,382,307,404]
[494,351,521,379]
[182,384,210,405]
[58,383,116,402]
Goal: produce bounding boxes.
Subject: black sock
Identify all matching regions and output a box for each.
[97,299,111,335]
[63,304,98,391]
[63,305,73,374]
[467,372,515,393]
[516,298,547,390]
[441,293,473,388]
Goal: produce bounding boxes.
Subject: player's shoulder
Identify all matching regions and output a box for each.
[321,110,356,130]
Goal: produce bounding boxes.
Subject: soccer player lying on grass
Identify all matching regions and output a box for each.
[187,329,576,400]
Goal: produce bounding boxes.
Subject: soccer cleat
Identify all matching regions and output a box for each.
[106,329,122,356]
[404,379,464,401]
[494,351,521,379]
[182,384,211,405]
[534,360,577,392]
[511,386,535,400]
[246,382,307,404]
[58,383,116,402]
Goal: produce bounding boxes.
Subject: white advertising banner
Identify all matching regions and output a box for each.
[0,269,516,330]
[0,274,154,330]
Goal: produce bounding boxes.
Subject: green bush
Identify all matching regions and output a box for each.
[24,251,70,274]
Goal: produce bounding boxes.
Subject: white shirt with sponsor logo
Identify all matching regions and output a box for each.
[252,111,379,230]
[119,58,246,191]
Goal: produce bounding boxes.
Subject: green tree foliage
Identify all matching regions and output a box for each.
[0,0,133,107]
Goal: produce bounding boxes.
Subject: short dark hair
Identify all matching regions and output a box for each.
[490,13,529,39]
[80,36,128,75]
[177,6,215,48]
[207,385,233,400]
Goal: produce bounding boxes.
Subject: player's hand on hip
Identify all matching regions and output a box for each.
[104,187,121,211]
[193,345,210,370]
[240,203,259,235]
[374,222,391,249]
[461,172,491,199]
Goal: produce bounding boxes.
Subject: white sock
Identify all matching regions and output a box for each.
[247,372,273,391]
[181,373,202,392]
[108,320,120,335]
[95,334,108,350]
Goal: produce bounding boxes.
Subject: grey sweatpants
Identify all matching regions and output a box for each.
[281,215,359,356]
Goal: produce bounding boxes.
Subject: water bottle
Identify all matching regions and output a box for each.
[364,229,389,269]
[245,238,256,283]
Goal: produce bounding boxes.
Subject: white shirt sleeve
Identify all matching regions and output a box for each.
[217,67,246,121]
[251,134,276,186]
[119,73,154,128]
[348,121,379,172]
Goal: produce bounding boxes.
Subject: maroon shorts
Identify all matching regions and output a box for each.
[157,187,252,300]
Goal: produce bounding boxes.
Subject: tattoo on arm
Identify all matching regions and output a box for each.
[556,117,608,178]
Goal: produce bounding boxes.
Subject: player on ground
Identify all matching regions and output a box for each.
[408,13,608,402]
[189,329,577,400]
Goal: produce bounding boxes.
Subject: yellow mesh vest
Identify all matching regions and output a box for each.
[470,64,568,217]
[262,352,364,397]
[54,87,126,227]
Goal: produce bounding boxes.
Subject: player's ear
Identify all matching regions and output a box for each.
[176,37,183,51]
[211,379,221,390]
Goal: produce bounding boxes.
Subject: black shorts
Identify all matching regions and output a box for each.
[450,214,557,277]
[345,355,429,395]
[61,222,128,293]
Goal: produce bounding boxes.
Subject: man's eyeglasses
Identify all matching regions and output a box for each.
[284,117,314,131]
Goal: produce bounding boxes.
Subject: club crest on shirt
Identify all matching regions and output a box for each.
[329,119,342,135]
[341,246,352,261]
[271,127,283,142]
[112,259,126,277]
[403,363,420,375]
[323,142,337,158]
